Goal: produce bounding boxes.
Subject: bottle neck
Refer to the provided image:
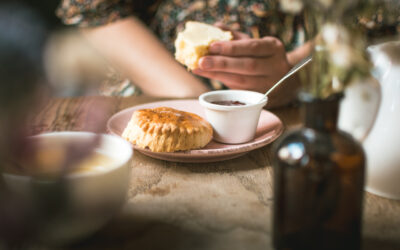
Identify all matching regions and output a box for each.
[300,92,342,132]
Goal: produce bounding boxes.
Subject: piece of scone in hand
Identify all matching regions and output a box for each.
[122,107,213,152]
[174,21,233,70]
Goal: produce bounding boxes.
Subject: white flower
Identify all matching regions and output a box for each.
[321,23,350,46]
[280,0,304,14]
[317,0,333,9]
[332,76,342,91]
[321,23,354,69]
[330,44,353,69]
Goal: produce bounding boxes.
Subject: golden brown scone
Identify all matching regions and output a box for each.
[175,21,233,70]
[122,107,213,152]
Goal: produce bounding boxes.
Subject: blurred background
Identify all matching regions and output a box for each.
[19,0,63,30]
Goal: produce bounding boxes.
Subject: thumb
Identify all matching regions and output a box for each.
[213,22,250,40]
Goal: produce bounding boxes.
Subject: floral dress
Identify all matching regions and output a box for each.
[56,0,400,95]
[57,0,309,50]
[56,0,311,95]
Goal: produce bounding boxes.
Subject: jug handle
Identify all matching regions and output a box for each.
[338,77,381,142]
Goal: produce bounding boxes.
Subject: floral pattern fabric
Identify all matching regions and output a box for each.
[56,0,310,94]
[57,0,309,52]
[57,0,400,51]
[56,0,400,95]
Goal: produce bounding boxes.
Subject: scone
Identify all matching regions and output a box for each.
[175,21,233,70]
[122,107,213,152]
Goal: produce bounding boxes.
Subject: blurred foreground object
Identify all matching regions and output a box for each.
[0,2,123,248]
[44,29,140,97]
[2,132,132,245]
[0,1,49,174]
[0,1,49,247]
[0,1,48,133]
[44,30,109,96]
[273,93,365,250]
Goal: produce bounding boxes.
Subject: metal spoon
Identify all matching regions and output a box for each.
[260,55,312,102]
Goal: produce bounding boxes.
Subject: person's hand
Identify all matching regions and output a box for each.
[192,28,292,94]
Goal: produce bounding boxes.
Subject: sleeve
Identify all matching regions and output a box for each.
[56,0,152,27]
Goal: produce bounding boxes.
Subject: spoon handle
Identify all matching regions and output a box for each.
[263,55,313,98]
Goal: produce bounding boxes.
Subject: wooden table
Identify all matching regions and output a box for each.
[30,96,400,250]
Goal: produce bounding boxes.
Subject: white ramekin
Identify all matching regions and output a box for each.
[199,90,268,144]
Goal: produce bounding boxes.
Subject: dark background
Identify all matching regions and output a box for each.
[18,0,64,30]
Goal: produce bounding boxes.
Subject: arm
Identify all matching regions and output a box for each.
[82,17,209,97]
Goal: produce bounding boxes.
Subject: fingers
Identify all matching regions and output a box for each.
[198,56,272,76]
[209,37,283,57]
[213,22,250,40]
[193,69,271,92]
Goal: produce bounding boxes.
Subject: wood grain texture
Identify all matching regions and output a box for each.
[30,96,400,250]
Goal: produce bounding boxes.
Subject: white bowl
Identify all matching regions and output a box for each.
[199,90,268,144]
[2,131,133,244]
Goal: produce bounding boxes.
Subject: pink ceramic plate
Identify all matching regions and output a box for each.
[107,100,284,163]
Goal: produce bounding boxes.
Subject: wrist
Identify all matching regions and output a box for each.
[287,41,315,67]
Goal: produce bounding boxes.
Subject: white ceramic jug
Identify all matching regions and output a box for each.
[338,41,400,199]
[338,77,381,142]
[362,41,400,200]
[339,41,400,200]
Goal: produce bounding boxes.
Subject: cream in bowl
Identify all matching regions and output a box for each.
[199,90,268,144]
[2,131,133,245]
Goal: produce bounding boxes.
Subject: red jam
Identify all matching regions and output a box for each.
[211,100,246,106]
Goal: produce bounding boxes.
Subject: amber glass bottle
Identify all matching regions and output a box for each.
[272,92,365,250]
